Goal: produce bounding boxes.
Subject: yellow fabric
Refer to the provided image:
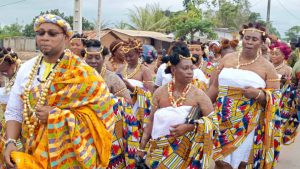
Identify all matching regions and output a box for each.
[10,50,114,169]
[42,60,54,81]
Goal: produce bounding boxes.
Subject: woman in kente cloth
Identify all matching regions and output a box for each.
[69,33,87,58]
[106,40,126,72]
[136,44,217,169]
[0,47,22,168]
[84,39,139,169]
[207,22,282,169]
[270,42,300,145]
[155,42,209,91]
[118,39,153,142]
[202,41,221,78]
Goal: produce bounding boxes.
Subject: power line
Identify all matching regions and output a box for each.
[275,0,300,21]
[0,0,26,8]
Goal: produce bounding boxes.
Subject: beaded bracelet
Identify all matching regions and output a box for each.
[5,138,17,148]
[114,87,127,96]
[137,147,147,153]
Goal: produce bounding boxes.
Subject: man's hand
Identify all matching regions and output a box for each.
[36,105,54,124]
[3,143,18,168]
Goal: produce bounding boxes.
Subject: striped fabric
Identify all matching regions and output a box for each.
[108,96,139,169]
[213,86,282,169]
[131,87,151,141]
[146,117,215,169]
[11,50,114,169]
[279,82,300,145]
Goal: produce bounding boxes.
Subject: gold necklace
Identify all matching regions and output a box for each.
[275,62,285,71]
[4,63,20,94]
[123,62,142,79]
[168,81,192,107]
[100,65,107,77]
[23,54,62,137]
[236,52,260,69]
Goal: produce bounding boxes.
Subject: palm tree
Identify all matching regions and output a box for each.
[127,3,170,33]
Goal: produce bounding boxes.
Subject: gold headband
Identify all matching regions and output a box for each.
[70,38,86,43]
[84,47,104,58]
[242,28,266,36]
[179,54,193,60]
[111,42,124,52]
[0,53,18,65]
[121,41,142,54]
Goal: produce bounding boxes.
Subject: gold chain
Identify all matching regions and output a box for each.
[23,54,61,137]
[236,52,260,69]
[100,65,107,77]
[123,62,142,79]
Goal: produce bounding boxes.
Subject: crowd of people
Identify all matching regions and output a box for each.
[0,14,299,169]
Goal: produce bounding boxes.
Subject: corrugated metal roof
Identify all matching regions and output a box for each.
[84,28,173,42]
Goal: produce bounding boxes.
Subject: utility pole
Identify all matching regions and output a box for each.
[73,0,82,34]
[96,0,102,41]
[266,0,271,31]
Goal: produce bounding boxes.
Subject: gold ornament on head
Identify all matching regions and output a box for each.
[121,39,142,54]
[0,53,18,65]
[84,47,104,58]
[111,42,124,52]
[242,28,266,36]
[179,54,193,61]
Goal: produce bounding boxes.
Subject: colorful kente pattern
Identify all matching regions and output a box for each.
[192,79,207,91]
[213,86,282,169]
[131,87,151,141]
[0,104,5,169]
[280,82,300,145]
[203,62,218,78]
[146,116,215,169]
[11,50,114,169]
[108,96,139,169]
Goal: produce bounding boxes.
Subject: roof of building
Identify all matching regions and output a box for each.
[84,28,173,42]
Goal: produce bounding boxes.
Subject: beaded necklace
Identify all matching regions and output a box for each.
[123,62,142,79]
[23,53,63,137]
[4,62,20,94]
[167,81,192,107]
[100,65,107,77]
[36,53,64,83]
[236,52,260,69]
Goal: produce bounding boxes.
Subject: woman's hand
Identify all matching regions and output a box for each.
[170,124,193,137]
[242,87,261,99]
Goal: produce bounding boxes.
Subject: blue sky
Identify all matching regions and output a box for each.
[0,0,299,37]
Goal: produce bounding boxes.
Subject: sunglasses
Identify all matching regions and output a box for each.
[35,30,64,37]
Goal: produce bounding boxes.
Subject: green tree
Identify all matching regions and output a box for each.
[114,21,128,29]
[23,9,95,37]
[127,3,170,32]
[170,3,216,40]
[0,23,23,39]
[285,26,300,42]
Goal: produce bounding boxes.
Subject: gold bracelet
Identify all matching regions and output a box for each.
[137,147,147,153]
[114,87,127,96]
[255,90,262,100]
[267,78,280,82]
[143,80,153,83]
[133,86,138,94]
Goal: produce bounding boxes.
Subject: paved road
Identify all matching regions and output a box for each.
[276,133,300,169]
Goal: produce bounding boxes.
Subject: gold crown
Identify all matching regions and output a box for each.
[0,53,18,65]
[84,46,104,58]
[242,28,266,36]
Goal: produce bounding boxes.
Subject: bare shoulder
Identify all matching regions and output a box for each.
[220,52,238,66]
[141,64,151,72]
[261,57,277,78]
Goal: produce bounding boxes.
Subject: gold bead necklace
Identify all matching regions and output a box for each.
[236,52,260,69]
[123,62,142,79]
[22,53,63,137]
